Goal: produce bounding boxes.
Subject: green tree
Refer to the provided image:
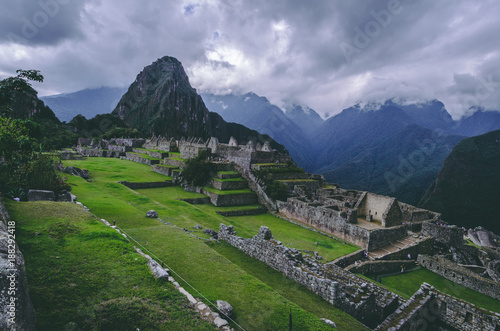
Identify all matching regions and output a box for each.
[0,70,70,199]
[181,150,216,186]
[0,69,43,115]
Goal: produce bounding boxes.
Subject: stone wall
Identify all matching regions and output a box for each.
[119,181,173,189]
[210,179,248,191]
[180,197,211,205]
[108,144,132,152]
[367,225,409,251]
[377,282,500,331]
[418,255,500,300]
[0,199,36,330]
[218,224,400,328]
[151,164,176,177]
[216,208,266,217]
[375,237,434,261]
[422,221,464,247]
[399,202,441,223]
[278,199,371,249]
[125,152,160,165]
[163,158,186,169]
[331,249,366,268]
[202,190,257,207]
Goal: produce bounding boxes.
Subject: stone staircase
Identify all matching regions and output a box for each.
[366,233,433,261]
[202,170,258,207]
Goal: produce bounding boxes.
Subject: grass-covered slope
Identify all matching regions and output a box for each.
[420,130,500,234]
[5,200,215,331]
[61,157,366,330]
[368,268,500,313]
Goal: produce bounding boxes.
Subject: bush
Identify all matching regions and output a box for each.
[265,181,289,201]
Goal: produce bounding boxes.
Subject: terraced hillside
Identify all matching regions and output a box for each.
[61,157,364,330]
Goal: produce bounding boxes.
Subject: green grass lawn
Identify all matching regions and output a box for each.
[5,201,215,331]
[217,171,239,175]
[60,158,365,330]
[373,268,500,313]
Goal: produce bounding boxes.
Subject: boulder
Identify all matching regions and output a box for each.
[193,224,202,230]
[27,190,55,202]
[146,210,158,218]
[57,191,72,202]
[216,300,233,317]
[468,227,500,249]
[203,229,218,237]
[63,166,89,180]
[321,318,336,328]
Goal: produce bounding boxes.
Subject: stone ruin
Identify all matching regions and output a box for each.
[76,136,291,170]
[277,187,440,252]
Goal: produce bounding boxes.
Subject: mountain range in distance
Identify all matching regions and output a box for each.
[41,77,500,208]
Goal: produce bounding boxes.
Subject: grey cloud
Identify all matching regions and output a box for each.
[0,0,88,46]
[0,0,498,118]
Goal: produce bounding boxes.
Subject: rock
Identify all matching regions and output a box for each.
[146,210,158,218]
[321,318,336,328]
[257,226,273,240]
[146,256,169,279]
[27,189,55,202]
[193,224,202,230]
[216,300,233,317]
[63,166,89,180]
[214,317,228,328]
[203,229,218,237]
[57,191,72,202]
[468,227,500,249]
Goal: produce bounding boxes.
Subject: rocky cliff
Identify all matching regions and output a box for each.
[112,56,285,151]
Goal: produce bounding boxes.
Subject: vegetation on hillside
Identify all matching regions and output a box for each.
[0,70,71,199]
[419,130,500,234]
[62,157,365,330]
[6,201,215,330]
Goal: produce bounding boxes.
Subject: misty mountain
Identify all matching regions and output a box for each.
[452,108,500,137]
[111,56,285,151]
[311,103,464,204]
[420,130,500,234]
[283,104,324,137]
[201,92,318,170]
[41,87,127,122]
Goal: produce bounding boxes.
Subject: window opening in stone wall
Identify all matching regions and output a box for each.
[464,312,472,323]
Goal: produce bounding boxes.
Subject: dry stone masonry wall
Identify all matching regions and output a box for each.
[418,255,500,301]
[218,224,400,328]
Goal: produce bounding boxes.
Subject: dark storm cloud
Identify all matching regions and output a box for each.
[0,0,87,46]
[0,0,499,118]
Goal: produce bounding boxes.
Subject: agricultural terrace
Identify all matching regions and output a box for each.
[61,157,364,330]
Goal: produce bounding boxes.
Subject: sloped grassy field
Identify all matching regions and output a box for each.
[6,200,216,331]
[57,157,366,330]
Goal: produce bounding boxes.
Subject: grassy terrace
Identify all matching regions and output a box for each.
[212,177,246,182]
[58,157,365,330]
[203,187,254,195]
[217,171,239,175]
[169,151,181,157]
[367,268,500,313]
[6,201,215,331]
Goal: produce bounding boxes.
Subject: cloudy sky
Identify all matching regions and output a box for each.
[1,0,499,119]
